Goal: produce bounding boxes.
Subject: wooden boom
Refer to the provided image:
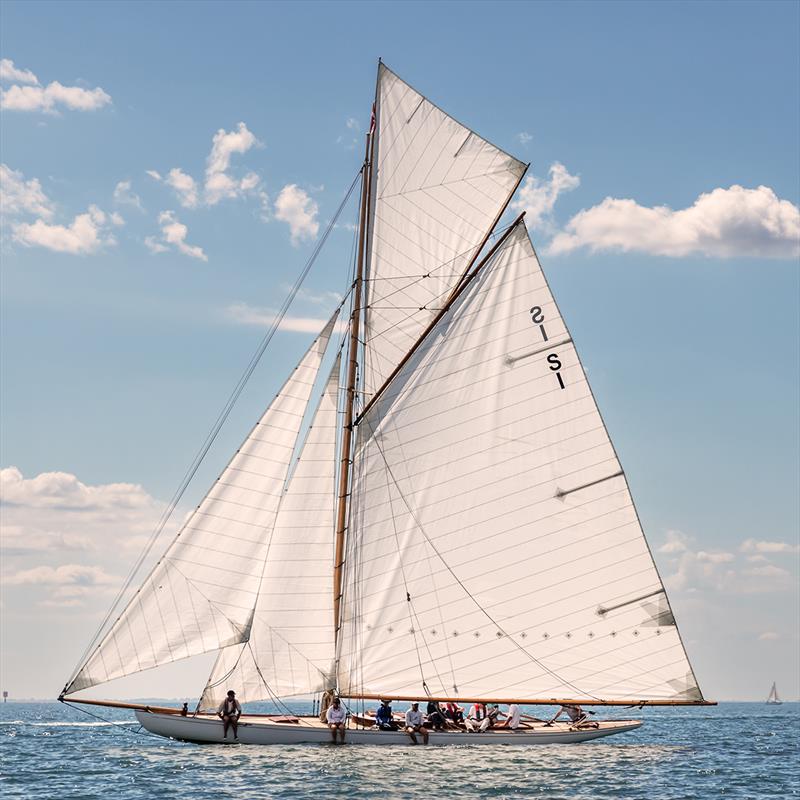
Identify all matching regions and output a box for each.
[345,692,716,707]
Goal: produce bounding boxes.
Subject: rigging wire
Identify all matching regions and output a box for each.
[64,168,363,693]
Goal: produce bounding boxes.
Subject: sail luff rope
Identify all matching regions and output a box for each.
[63,170,362,696]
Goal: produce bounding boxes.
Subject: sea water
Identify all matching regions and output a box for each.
[1,701,797,798]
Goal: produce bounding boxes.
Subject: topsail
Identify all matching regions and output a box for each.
[363,63,527,399]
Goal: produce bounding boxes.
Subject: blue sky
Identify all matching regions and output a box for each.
[1,0,798,701]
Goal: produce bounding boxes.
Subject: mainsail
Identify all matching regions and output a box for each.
[363,63,527,399]
[64,314,337,695]
[200,355,341,707]
[337,221,702,703]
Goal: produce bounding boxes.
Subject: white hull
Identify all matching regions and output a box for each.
[135,711,642,745]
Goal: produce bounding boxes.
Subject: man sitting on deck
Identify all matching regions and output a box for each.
[375,699,398,730]
[443,702,464,725]
[404,702,429,744]
[547,704,598,729]
[464,702,487,732]
[498,702,521,730]
[217,690,242,741]
[325,697,347,743]
[426,700,446,731]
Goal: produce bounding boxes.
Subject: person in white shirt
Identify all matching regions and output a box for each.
[325,697,347,743]
[404,702,429,744]
[499,703,521,729]
[465,702,486,732]
[217,690,242,741]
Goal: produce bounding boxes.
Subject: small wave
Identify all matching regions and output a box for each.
[0,721,137,728]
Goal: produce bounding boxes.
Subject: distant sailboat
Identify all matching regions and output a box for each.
[766,682,782,704]
[58,61,714,745]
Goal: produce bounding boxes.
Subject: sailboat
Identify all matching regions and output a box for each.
[766,682,782,704]
[59,62,714,745]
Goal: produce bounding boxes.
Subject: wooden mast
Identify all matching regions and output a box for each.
[333,127,374,644]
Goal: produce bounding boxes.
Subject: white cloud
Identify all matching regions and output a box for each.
[659,529,796,595]
[658,529,689,554]
[294,286,343,306]
[165,168,199,209]
[202,121,264,207]
[1,81,111,114]
[4,563,117,587]
[3,564,119,608]
[13,204,116,254]
[742,564,791,579]
[207,121,260,178]
[510,162,580,230]
[1,466,155,511]
[740,538,799,555]
[225,303,340,333]
[274,184,319,244]
[150,122,268,212]
[0,59,39,85]
[549,185,800,259]
[346,117,359,131]
[0,163,54,219]
[113,180,143,211]
[0,465,169,589]
[1,524,91,554]
[146,210,207,261]
[516,131,533,145]
[758,631,780,641]
[144,236,168,254]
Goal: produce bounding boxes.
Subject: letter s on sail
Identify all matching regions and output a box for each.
[547,353,562,371]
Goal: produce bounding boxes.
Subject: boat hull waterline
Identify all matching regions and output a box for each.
[135,711,642,745]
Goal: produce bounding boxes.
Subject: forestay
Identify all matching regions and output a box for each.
[338,222,702,703]
[363,63,526,399]
[64,314,337,695]
[200,356,341,708]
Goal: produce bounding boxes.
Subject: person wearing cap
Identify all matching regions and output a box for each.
[217,689,242,741]
[404,702,429,744]
[499,702,521,730]
[374,699,398,730]
[325,696,347,743]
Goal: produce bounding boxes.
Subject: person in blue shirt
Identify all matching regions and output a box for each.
[374,699,398,730]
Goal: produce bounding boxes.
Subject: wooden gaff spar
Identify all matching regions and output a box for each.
[60,62,715,745]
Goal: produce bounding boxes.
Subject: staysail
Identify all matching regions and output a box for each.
[337,221,702,703]
[362,63,527,399]
[64,314,338,695]
[200,355,341,707]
